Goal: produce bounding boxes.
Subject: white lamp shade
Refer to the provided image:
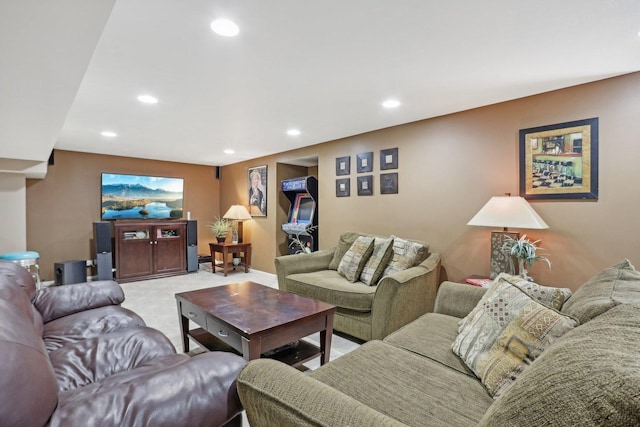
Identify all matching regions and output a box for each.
[467,195,549,229]
[223,205,252,221]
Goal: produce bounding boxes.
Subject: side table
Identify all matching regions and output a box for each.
[209,242,251,276]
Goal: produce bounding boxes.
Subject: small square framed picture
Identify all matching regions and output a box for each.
[356,152,373,173]
[380,148,398,170]
[380,173,398,194]
[336,178,350,197]
[357,175,373,196]
[336,156,351,176]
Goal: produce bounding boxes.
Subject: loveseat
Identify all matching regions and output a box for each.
[0,261,247,427]
[275,232,441,341]
[238,260,640,426]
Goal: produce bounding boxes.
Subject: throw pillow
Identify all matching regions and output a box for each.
[359,238,394,286]
[383,237,425,277]
[457,273,573,333]
[337,236,375,283]
[452,276,578,398]
[561,259,640,324]
[328,232,367,270]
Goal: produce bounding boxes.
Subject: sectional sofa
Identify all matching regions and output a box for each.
[238,260,640,426]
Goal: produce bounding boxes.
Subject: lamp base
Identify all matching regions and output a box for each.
[489,231,519,279]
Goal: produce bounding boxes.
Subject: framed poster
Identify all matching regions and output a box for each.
[380,173,398,194]
[356,152,373,173]
[380,147,398,170]
[519,118,598,200]
[357,175,373,196]
[336,156,351,176]
[248,165,267,216]
[336,178,350,197]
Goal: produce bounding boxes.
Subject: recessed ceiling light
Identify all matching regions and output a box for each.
[286,129,301,136]
[223,149,235,155]
[137,94,158,104]
[382,99,401,109]
[210,19,240,37]
[101,131,117,137]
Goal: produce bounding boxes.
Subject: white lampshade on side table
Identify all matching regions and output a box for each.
[223,205,252,244]
[467,194,549,279]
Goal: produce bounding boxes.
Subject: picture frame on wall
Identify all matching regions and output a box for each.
[519,118,598,200]
[356,152,373,173]
[336,156,351,176]
[248,165,267,216]
[336,178,350,197]
[357,175,373,196]
[380,173,398,194]
[380,147,398,170]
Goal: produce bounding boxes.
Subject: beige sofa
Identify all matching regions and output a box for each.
[238,260,640,426]
[275,232,441,341]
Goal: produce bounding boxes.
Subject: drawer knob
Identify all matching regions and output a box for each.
[217,330,229,337]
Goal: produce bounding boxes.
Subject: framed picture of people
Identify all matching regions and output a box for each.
[248,165,267,216]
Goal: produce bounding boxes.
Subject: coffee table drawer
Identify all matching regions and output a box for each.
[180,300,206,328]
[206,315,242,351]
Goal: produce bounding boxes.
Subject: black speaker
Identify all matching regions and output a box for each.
[93,222,112,253]
[186,220,198,272]
[54,260,87,285]
[215,166,221,179]
[93,222,113,280]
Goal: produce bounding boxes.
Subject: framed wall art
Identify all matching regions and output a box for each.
[336,178,350,197]
[380,173,398,194]
[336,156,350,176]
[380,147,398,170]
[356,152,373,173]
[519,118,598,200]
[248,165,267,216]
[357,175,373,196]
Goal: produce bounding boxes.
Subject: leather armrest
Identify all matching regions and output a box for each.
[34,280,124,323]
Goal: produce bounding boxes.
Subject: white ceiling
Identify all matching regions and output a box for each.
[3,1,640,174]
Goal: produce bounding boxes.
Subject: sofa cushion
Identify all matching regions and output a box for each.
[480,303,640,426]
[286,270,376,312]
[338,236,375,282]
[310,340,493,426]
[360,237,394,286]
[328,232,365,270]
[561,259,640,324]
[458,273,572,333]
[383,237,427,277]
[384,312,474,376]
[453,277,578,397]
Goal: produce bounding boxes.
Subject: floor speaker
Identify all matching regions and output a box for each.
[93,222,113,280]
[186,220,198,272]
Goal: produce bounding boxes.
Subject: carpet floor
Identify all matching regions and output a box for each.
[120,264,360,369]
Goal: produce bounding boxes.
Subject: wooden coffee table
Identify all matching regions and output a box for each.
[175,281,336,367]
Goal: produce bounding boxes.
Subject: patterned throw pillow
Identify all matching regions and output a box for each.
[359,238,394,286]
[452,277,578,398]
[338,236,375,282]
[458,274,573,334]
[383,237,424,277]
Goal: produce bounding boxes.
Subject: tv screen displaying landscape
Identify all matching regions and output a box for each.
[101,173,184,220]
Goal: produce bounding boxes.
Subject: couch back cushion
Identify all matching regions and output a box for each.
[0,277,58,426]
[561,259,640,324]
[480,303,640,426]
[0,260,37,301]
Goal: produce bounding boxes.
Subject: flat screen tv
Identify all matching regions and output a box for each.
[101,173,184,220]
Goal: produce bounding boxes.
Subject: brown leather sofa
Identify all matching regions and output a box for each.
[0,261,246,427]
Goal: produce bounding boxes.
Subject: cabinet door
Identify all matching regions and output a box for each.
[155,223,186,274]
[116,225,154,279]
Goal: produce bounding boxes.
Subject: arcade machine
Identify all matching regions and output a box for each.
[281,176,318,254]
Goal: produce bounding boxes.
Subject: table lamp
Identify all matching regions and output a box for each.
[467,193,549,279]
[223,205,252,243]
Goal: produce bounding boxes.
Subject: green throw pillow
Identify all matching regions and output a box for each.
[328,232,364,270]
[382,237,424,276]
[452,276,578,397]
[337,236,375,282]
[359,238,394,286]
[561,259,640,324]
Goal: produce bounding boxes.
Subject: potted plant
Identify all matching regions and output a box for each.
[501,234,551,281]
[208,217,231,243]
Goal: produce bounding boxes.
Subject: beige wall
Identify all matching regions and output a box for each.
[17,72,640,289]
[26,151,219,280]
[0,173,27,253]
[219,73,640,291]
